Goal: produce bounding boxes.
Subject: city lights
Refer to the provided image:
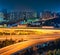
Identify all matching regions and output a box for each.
[0,0,60,55]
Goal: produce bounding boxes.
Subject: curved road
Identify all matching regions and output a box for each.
[0,37,60,55]
[0,28,60,55]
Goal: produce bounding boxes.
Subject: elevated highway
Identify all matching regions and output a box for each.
[0,37,60,55]
[0,28,60,41]
[0,28,60,55]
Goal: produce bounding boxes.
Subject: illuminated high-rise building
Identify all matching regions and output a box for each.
[8,12,17,20]
[1,9,8,20]
[25,12,37,18]
[41,11,53,20]
[52,12,60,18]
[0,11,5,22]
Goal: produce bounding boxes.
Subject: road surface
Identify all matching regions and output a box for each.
[0,28,60,55]
[0,37,60,55]
[0,28,60,41]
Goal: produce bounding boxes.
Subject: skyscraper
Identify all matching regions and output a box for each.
[1,9,8,20]
[41,11,53,20]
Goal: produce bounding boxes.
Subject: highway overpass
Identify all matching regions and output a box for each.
[0,37,60,55]
[0,28,60,41]
[0,28,60,55]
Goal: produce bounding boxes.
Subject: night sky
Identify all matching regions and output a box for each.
[0,0,60,12]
